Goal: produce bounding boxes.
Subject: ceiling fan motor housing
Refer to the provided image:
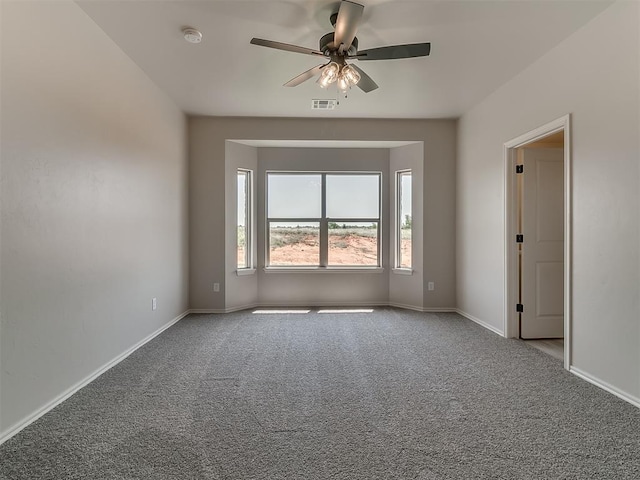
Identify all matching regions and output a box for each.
[320,32,358,56]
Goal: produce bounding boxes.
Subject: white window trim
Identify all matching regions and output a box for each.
[237,168,253,270]
[395,169,412,270]
[264,266,384,274]
[236,268,257,276]
[391,267,413,275]
[265,171,382,269]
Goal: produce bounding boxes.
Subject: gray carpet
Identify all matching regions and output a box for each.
[1,308,639,479]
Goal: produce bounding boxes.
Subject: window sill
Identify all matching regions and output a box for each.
[392,268,413,276]
[236,268,257,276]
[264,267,384,274]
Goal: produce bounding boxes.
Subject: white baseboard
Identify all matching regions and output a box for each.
[188,309,226,314]
[570,367,640,409]
[455,309,505,336]
[388,302,456,313]
[255,301,390,308]
[192,302,390,313]
[189,305,256,314]
[0,310,190,446]
[192,303,456,313]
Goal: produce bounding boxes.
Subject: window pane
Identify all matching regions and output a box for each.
[269,222,320,266]
[326,174,379,218]
[237,171,249,269]
[328,222,378,266]
[268,174,321,218]
[398,172,412,268]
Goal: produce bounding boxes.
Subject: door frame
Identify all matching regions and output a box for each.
[503,114,572,369]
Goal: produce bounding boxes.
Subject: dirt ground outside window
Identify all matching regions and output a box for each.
[238,227,411,266]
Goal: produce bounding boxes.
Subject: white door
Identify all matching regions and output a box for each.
[520,147,564,339]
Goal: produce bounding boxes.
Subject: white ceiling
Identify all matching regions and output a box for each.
[77,0,612,119]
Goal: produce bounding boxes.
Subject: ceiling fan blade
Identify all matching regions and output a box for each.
[250,38,324,57]
[350,64,378,93]
[334,1,364,51]
[284,64,327,87]
[356,43,431,61]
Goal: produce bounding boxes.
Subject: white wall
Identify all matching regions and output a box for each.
[457,1,639,401]
[189,117,457,312]
[0,1,189,436]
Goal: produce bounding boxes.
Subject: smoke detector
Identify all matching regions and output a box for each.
[182,27,202,44]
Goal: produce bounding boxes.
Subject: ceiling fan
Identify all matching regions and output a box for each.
[250,0,431,95]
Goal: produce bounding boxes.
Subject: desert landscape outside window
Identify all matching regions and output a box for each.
[396,170,412,269]
[266,172,381,267]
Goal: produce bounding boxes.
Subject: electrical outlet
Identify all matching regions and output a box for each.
[428,282,435,291]
[213,283,220,292]
[152,298,157,310]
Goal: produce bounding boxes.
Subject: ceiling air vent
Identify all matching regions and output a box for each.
[312,99,338,110]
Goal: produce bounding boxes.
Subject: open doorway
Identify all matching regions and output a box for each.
[504,115,571,369]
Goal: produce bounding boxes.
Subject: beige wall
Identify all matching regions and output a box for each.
[224,142,258,310]
[0,1,189,435]
[457,2,639,401]
[389,143,425,309]
[189,117,457,311]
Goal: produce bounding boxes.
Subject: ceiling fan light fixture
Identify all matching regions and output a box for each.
[342,64,361,86]
[316,75,331,89]
[317,62,340,88]
[337,75,350,94]
[249,0,429,95]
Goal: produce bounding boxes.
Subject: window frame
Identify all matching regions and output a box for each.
[395,169,412,270]
[265,171,382,269]
[237,168,253,271]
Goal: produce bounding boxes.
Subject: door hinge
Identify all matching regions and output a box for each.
[516,165,524,174]
[516,303,524,313]
[516,234,524,243]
